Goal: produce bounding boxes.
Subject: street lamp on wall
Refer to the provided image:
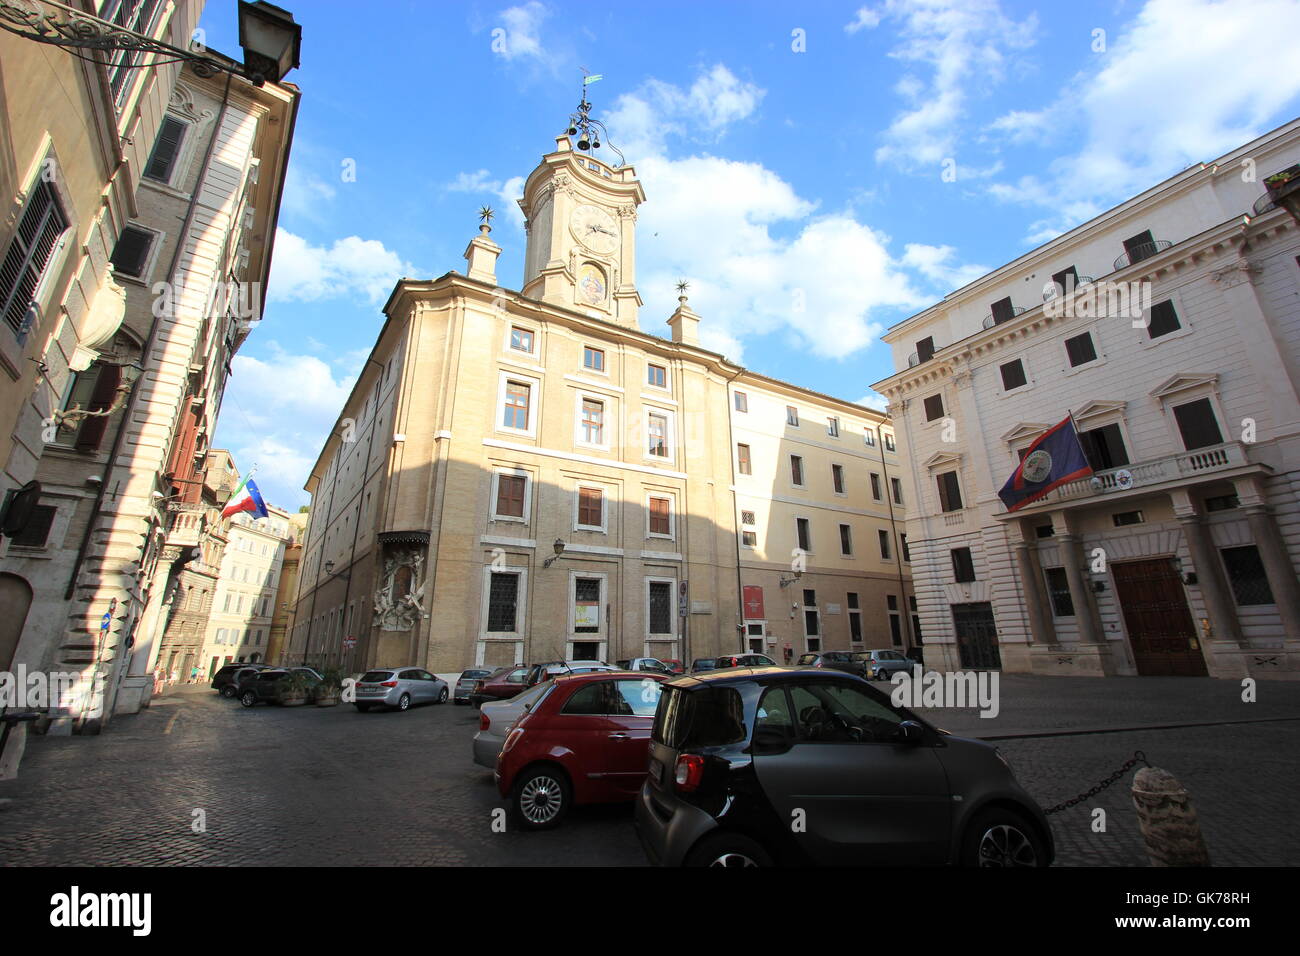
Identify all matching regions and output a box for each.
[543,538,566,569]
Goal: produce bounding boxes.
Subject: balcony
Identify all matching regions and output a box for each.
[1252,193,1278,216]
[1113,239,1173,271]
[1041,276,1096,302]
[982,306,1026,329]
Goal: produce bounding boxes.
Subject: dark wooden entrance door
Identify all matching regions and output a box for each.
[1111,558,1207,676]
[951,602,1001,669]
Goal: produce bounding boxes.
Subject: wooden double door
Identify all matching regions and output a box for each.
[1110,558,1208,676]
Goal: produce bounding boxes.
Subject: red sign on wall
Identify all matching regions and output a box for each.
[742,586,765,620]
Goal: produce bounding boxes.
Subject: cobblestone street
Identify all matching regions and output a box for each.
[1,676,1296,866]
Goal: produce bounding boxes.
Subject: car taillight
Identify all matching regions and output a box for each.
[479,712,490,731]
[675,754,705,792]
[381,680,398,687]
[473,680,484,693]
[502,728,523,754]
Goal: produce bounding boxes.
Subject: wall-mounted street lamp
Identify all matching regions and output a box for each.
[51,358,144,431]
[0,0,301,86]
[778,570,803,588]
[543,538,566,569]
[323,560,350,580]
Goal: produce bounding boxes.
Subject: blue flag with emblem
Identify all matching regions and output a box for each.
[998,414,1094,512]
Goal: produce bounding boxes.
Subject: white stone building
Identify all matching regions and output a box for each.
[872,119,1300,679]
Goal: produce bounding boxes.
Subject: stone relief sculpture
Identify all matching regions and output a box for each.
[373,548,428,631]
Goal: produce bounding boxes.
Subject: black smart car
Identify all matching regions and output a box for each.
[212,662,272,698]
[634,667,1052,867]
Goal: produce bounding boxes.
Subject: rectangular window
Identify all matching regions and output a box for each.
[786,405,799,426]
[741,530,758,547]
[1035,523,1054,539]
[736,443,752,475]
[839,524,853,556]
[827,417,839,437]
[900,533,910,562]
[648,580,673,634]
[733,390,748,412]
[990,296,1016,324]
[1000,359,1027,391]
[144,115,187,183]
[884,433,895,452]
[110,226,153,279]
[495,474,526,518]
[502,381,530,430]
[574,577,601,633]
[648,496,671,536]
[1112,510,1144,527]
[1,179,69,336]
[1147,299,1181,339]
[1221,546,1274,606]
[870,473,882,500]
[10,503,55,548]
[577,487,604,528]
[877,529,890,560]
[915,336,935,363]
[580,398,604,445]
[647,363,666,388]
[790,455,804,486]
[796,518,811,552]
[583,346,605,372]
[1204,494,1239,512]
[741,510,756,526]
[864,430,875,447]
[1079,423,1129,470]
[1173,398,1224,450]
[831,464,845,494]
[924,394,945,421]
[1051,266,1079,295]
[1044,567,1075,616]
[647,412,669,458]
[1065,332,1097,367]
[486,572,520,631]
[1123,229,1156,264]
[891,476,903,505]
[937,470,963,512]
[510,326,534,353]
[950,547,975,583]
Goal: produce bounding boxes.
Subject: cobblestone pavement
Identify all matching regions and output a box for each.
[0,677,1295,866]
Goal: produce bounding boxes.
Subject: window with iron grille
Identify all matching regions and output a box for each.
[1204,494,1239,512]
[580,398,604,444]
[574,577,601,632]
[578,487,603,527]
[648,581,672,634]
[1044,567,1075,616]
[1221,546,1275,606]
[740,510,756,526]
[144,115,187,184]
[2,179,68,337]
[950,547,975,583]
[486,572,520,631]
[495,474,526,518]
[649,496,671,535]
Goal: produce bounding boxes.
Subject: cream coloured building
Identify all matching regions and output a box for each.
[872,118,1300,679]
[290,128,912,675]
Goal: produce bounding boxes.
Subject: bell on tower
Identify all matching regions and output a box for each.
[516,75,646,329]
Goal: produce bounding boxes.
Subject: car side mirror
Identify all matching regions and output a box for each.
[897,720,925,746]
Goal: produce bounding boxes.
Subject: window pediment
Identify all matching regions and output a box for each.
[922,451,963,470]
[1000,421,1052,445]
[1150,372,1218,401]
[1073,399,1127,424]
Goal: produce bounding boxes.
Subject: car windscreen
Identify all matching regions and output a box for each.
[653,685,746,749]
[459,669,491,680]
[359,671,393,682]
[796,654,818,665]
[507,680,553,706]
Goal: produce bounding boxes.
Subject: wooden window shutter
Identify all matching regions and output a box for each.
[75,363,121,452]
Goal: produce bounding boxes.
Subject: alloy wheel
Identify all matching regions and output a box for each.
[977,824,1038,867]
[518,775,563,824]
[708,852,759,868]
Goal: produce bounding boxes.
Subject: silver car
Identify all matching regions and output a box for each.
[454,668,493,705]
[354,666,449,712]
[472,679,555,768]
[863,649,917,681]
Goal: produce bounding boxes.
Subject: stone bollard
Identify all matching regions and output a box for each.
[1131,766,1211,866]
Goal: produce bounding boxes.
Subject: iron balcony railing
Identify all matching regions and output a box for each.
[1113,239,1173,271]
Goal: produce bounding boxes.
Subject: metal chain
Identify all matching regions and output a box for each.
[1043,750,1150,816]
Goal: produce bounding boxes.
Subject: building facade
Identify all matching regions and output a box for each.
[290,129,910,675]
[266,508,307,664]
[0,47,299,730]
[873,119,1300,680]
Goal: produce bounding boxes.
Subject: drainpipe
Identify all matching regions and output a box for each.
[876,422,915,655]
[724,367,746,655]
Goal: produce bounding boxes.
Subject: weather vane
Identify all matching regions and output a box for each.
[675,279,690,296]
[565,69,625,167]
[479,205,495,224]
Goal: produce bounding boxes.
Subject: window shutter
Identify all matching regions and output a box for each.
[75,363,122,452]
[145,117,187,183]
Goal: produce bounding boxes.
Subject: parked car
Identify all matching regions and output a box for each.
[496,671,671,829]
[861,649,916,681]
[616,657,674,674]
[454,668,493,705]
[523,660,618,687]
[660,659,686,675]
[354,667,449,712]
[634,667,1052,867]
[690,658,719,674]
[237,667,324,707]
[469,665,530,708]
[796,651,869,678]
[713,653,778,670]
[212,662,272,698]
[472,679,555,769]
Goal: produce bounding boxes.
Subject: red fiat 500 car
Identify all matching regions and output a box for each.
[495,671,670,830]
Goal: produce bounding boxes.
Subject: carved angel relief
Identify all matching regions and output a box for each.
[374,548,428,631]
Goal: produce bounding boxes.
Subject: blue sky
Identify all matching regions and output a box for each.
[200,0,1300,509]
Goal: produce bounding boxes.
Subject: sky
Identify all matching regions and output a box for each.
[198,0,1300,510]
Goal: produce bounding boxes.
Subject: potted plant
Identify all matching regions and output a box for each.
[278,670,310,707]
[315,667,343,707]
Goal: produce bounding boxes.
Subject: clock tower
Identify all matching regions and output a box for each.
[518,134,646,328]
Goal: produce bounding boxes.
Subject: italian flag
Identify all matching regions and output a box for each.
[221,476,269,520]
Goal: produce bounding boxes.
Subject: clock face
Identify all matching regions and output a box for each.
[570,203,619,254]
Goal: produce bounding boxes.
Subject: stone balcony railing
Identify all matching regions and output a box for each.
[1048,441,1250,505]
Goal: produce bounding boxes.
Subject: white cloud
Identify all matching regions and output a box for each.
[445,170,527,229]
[281,168,337,223]
[267,229,417,304]
[857,389,889,411]
[860,0,1039,169]
[215,343,360,509]
[606,65,764,157]
[845,6,882,33]
[495,2,549,61]
[901,243,989,289]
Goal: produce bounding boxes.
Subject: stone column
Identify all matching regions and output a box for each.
[1057,512,1105,645]
[1013,522,1055,644]
[1236,477,1300,642]
[1171,491,1243,646]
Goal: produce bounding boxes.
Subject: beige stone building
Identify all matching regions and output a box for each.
[873,118,1300,679]
[266,508,307,664]
[290,130,910,675]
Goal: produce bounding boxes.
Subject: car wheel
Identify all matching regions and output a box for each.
[962,809,1046,867]
[510,767,571,830]
[354,703,372,712]
[437,686,449,704]
[397,693,411,712]
[219,685,236,699]
[239,690,257,708]
[685,832,773,868]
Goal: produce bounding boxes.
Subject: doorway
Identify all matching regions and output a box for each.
[1111,558,1207,676]
[951,602,1001,669]
[0,574,33,672]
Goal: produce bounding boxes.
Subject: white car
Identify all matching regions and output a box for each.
[472,679,555,768]
[616,657,674,674]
